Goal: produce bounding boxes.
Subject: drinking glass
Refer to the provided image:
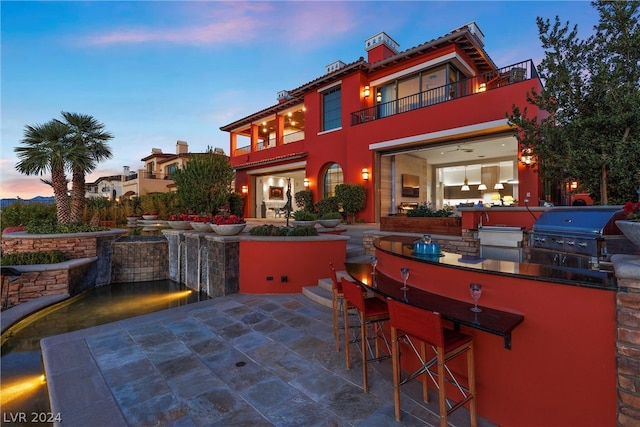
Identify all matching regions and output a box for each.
[400,267,409,291]
[370,256,378,276]
[470,283,482,312]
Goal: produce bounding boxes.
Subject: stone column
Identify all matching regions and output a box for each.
[205,235,240,297]
[612,254,640,426]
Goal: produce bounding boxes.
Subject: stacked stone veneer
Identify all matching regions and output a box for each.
[613,254,640,426]
[111,237,168,283]
[363,229,480,256]
[163,230,239,297]
[1,258,96,307]
[1,231,124,308]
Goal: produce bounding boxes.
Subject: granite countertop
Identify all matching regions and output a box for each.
[375,235,617,290]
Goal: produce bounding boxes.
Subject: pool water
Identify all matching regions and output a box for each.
[0,280,205,426]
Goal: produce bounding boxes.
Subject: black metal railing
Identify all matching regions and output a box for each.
[351,59,537,125]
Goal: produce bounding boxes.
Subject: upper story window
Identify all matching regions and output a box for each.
[166,163,178,176]
[322,86,341,131]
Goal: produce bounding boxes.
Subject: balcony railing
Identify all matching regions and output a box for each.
[125,172,174,181]
[233,130,305,156]
[351,60,538,125]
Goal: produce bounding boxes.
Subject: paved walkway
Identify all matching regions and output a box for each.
[42,293,490,427]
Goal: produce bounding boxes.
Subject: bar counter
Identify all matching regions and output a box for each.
[375,235,616,290]
[366,234,617,427]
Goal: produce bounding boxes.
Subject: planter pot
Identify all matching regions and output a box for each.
[318,219,341,228]
[616,220,640,247]
[291,220,317,228]
[380,216,461,236]
[211,223,246,236]
[167,220,192,230]
[190,222,212,232]
[142,215,158,220]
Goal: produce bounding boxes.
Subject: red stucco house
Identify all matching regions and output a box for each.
[221,23,544,222]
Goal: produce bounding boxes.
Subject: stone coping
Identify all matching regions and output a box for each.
[162,229,350,242]
[611,254,640,280]
[1,229,127,239]
[1,293,70,335]
[3,257,98,273]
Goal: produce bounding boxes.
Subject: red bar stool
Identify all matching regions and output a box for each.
[329,262,344,352]
[387,298,477,427]
[342,279,390,393]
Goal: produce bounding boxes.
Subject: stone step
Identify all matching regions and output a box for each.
[301,285,332,308]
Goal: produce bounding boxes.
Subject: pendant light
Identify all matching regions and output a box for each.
[461,166,470,191]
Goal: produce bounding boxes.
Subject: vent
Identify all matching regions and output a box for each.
[326,60,346,74]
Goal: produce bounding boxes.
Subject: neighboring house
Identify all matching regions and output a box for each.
[121,141,199,198]
[220,23,545,221]
[85,175,123,200]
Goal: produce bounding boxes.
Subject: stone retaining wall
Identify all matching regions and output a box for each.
[111,237,168,283]
[613,254,640,426]
[363,229,480,257]
[1,258,97,308]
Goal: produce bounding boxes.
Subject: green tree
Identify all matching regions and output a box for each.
[508,0,640,204]
[14,120,73,223]
[335,183,366,223]
[171,148,235,215]
[61,112,114,223]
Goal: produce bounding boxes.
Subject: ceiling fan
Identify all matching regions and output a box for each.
[446,145,474,153]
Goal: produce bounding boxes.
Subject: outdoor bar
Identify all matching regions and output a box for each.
[362,235,616,427]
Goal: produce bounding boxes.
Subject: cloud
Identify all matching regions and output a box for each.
[82,1,358,48]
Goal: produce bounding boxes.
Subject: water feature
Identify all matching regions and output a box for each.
[1,280,205,426]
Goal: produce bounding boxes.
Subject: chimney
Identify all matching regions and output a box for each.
[176,140,188,155]
[123,166,130,175]
[325,60,346,74]
[277,90,291,103]
[365,32,400,63]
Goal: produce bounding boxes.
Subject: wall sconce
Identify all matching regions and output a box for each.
[376,91,382,103]
[478,82,487,93]
[363,85,370,98]
[520,147,536,167]
[241,185,248,194]
[570,181,578,190]
[361,168,369,181]
[303,178,310,188]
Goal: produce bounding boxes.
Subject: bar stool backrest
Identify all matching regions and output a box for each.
[387,298,445,348]
[342,279,365,312]
[329,262,341,292]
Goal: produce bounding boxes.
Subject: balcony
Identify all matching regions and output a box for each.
[233,130,305,157]
[351,60,537,126]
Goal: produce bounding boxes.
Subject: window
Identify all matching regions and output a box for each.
[323,163,344,198]
[167,163,178,178]
[322,86,341,131]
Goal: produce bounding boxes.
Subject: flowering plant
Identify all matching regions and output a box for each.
[168,213,192,221]
[623,201,640,222]
[212,214,245,225]
[143,211,158,216]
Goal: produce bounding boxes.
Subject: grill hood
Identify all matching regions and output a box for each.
[532,207,626,236]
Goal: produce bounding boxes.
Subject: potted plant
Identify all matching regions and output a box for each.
[616,201,640,247]
[142,211,158,220]
[318,212,342,228]
[291,210,318,227]
[210,214,246,235]
[167,213,193,230]
[380,202,461,236]
[190,214,214,232]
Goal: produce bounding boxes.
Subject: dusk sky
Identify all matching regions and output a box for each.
[1,1,600,199]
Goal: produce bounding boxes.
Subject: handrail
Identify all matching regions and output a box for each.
[351,59,537,126]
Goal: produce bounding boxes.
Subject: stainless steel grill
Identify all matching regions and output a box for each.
[528,207,637,270]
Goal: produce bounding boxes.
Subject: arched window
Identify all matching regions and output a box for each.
[323,163,344,198]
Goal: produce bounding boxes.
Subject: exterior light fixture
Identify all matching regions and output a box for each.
[363,85,371,98]
[520,147,536,166]
[303,178,310,188]
[241,185,248,194]
[376,91,382,103]
[361,168,369,181]
[570,181,578,190]
[461,166,470,191]
[478,183,487,191]
[478,82,487,93]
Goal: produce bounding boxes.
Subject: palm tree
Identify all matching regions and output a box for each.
[60,112,114,223]
[14,120,73,223]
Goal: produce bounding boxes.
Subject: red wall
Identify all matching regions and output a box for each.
[374,251,617,427]
[239,238,347,293]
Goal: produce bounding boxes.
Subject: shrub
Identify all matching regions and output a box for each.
[406,202,454,218]
[24,222,108,234]
[0,201,57,228]
[288,226,319,236]
[228,192,245,217]
[335,183,366,223]
[294,190,314,212]
[249,224,318,236]
[1,250,67,266]
[315,197,340,216]
[293,211,317,221]
[320,212,342,220]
